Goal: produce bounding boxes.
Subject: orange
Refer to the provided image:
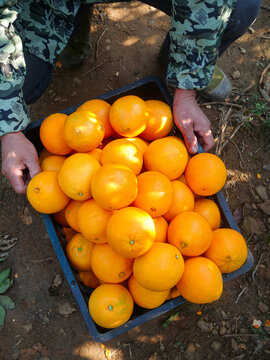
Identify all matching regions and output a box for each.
[53,206,69,227]
[58,153,100,200]
[109,95,149,137]
[185,153,227,196]
[178,173,202,200]
[65,233,94,271]
[176,257,223,304]
[163,180,195,222]
[128,274,170,309]
[204,228,248,273]
[125,137,149,154]
[38,148,53,164]
[100,138,143,175]
[39,113,73,155]
[62,227,77,242]
[167,286,181,300]
[86,148,102,163]
[40,155,66,171]
[133,171,173,217]
[63,110,105,152]
[78,270,100,288]
[65,200,83,232]
[91,164,138,210]
[76,98,113,138]
[168,211,213,256]
[88,283,134,329]
[78,199,112,243]
[91,243,133,283]
[153,216,168,243]
[140,100,173,141]
[133,242,184,291]
[106,207,155,258]
[193,198,221,230]
[144,136,189,180]
[27,170,70,214]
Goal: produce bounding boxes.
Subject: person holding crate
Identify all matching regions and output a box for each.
[0,0,261,194]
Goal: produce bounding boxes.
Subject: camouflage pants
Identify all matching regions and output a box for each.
[23,0,262,105]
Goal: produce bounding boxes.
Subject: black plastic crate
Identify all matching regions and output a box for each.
[25,76,254,342]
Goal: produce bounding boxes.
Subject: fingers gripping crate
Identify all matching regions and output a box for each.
[25,76,254,342]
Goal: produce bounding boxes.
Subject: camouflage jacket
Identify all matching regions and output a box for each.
[0,0,236,136]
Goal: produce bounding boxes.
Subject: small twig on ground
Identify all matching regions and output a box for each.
[81,59,108,77]
[219,121,245,153]
[222,333,260,338]
[252,253,263,282]
[30,257,54,264]
[235,286,247,304]
[228,138,256,199]
[259,63,270,85]
[254,134,270,153]
[215,107,233,156]
[95,26,108,60]
[233,82,256,102]
[261,5,270,11]
[249,26,270,39]
[199,101,243,109]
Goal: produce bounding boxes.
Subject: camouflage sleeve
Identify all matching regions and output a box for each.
[0,0,30,136]
[166,0,236,90]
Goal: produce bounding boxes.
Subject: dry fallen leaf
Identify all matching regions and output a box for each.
[18,207,33,225]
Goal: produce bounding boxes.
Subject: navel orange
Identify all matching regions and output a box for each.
[27,171,70,214]
[176,257,223,304]
[140,100,173,141]
[153,216,168,243]
[65,233,94,271]
[133,171,173,217]
[185,153,227,196]
[78,199,112,243]
[91,243,133,283]
[128,274,170,309]
[40,155,66,171]
[193,198,221,230]
[106,207,155,258]
[109,95,149,137]
[133,242,185,291]
[144,136,189,180]
[88,284,134,328]
[63,110,105,152]
[58,153,100,201]
[65,200,83,232]
[204,228,248,273]
[78,270,100,288]
[91,164,138,210]
[168,211,213,256]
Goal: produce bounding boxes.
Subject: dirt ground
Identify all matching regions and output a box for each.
[1,2,270,359]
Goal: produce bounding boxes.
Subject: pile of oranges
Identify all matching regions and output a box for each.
[27,95,248,330]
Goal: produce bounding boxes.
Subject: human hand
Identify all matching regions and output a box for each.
[173,88,215,154]
[1,131,41,194]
